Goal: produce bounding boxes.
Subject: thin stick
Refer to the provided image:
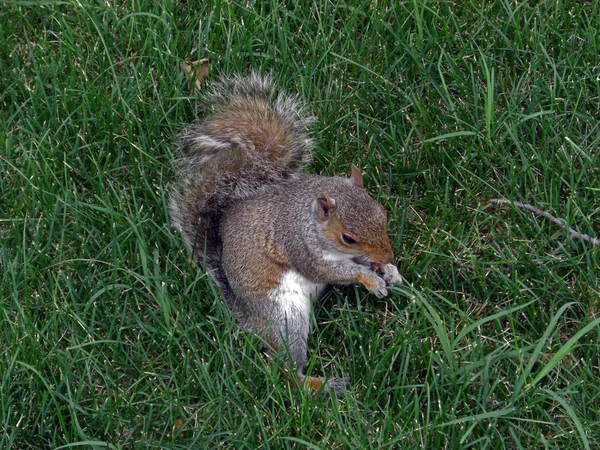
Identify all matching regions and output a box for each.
[488,199,599,247]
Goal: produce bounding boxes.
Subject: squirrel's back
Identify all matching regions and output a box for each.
[168,73,314,299]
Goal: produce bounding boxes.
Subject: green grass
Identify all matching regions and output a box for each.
[1,0,599,448]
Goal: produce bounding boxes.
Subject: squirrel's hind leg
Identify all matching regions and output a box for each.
[262,289,311,384]
[266,270,346,395]
[268,314,346,395]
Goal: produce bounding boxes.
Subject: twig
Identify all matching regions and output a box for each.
[488,198,599,247]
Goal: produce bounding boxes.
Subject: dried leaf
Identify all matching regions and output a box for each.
[174,417,183,431]
[182,58,210,95]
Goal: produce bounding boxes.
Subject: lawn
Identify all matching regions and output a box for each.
[1,0,599,448]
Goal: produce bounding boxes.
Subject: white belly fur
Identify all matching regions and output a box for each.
[269,270,325,320]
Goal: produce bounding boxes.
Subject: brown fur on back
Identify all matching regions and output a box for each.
[168,73,313,307]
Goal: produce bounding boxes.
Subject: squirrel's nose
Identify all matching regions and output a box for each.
[382,251,393,264]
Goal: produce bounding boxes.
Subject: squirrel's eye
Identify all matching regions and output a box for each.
[342,233,358,245]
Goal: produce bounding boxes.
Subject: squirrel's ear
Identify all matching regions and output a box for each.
[316,193,336,221]
[348,165,364,189]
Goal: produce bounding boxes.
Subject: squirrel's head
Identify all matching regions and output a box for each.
[314,165,394,266]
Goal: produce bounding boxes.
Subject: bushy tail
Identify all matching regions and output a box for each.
[168,72,313,287]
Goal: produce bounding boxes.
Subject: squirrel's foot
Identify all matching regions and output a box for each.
[301,375,347,396]
[380,263,403,287]
[322,377,348,396]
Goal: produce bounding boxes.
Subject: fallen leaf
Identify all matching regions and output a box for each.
[182,58,210,95]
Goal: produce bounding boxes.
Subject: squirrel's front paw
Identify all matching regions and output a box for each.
[381,263,402,286]
[369,275,388,298]
[357,271,388,298]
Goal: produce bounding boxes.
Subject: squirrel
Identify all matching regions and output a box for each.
[169,72,402,395]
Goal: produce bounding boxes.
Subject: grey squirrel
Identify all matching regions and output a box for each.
[169,72,402,394]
